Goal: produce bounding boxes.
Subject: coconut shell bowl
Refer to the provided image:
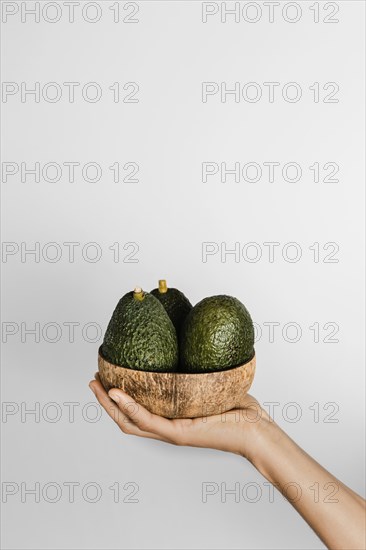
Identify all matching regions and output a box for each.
[98,349,256,419]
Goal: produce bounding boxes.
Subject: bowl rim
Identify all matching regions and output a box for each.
[98,346,255,377]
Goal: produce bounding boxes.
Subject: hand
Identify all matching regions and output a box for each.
[89,373,268,459]
[89,374,366,550]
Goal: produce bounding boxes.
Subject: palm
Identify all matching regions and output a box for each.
[90,375,262,458]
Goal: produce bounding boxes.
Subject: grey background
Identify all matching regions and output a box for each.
[1,1,365,549]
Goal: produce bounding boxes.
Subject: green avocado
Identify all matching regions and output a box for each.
[180,295,254,373]
[151,280,192,333]
[101,288,178,372]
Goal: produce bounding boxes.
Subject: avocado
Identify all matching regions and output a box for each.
[101,287,178,372]
[151,280,192,333]
[180,295,254,373]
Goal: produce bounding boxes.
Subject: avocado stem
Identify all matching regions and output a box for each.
[158,279,168,293]
[133,287,145,301]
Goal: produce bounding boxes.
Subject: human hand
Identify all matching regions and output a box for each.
[89,373,269,460]
[89,374,366,550]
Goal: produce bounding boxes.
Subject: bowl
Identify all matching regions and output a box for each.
[98,348,256,419]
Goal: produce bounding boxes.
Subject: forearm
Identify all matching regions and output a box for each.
[249,416,366,550]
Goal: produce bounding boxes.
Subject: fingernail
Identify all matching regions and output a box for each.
[109,391,119,402]
[89,383,96,395]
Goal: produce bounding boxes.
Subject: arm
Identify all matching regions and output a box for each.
[251,416,366,550]
[89,377,366,550]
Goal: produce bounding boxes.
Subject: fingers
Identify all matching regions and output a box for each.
[235,392,259,408]
[89,379,128,425]
[240,393,270,422]
[89,379,165,441]
[108,388,179,443]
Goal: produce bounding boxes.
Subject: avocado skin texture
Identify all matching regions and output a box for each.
[101,292,178,372]
[150,287,192,333]
[180,295,254,373]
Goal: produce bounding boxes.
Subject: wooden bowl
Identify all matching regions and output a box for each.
[98,349,256,419]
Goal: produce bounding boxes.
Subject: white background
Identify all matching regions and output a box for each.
[1,1,365,549]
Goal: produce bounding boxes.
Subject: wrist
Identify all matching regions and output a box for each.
[240,406,282,470]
